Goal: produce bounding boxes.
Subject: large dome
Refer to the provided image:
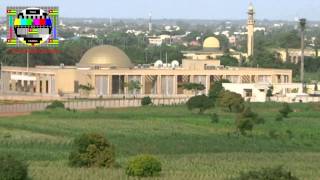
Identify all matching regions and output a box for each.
[203,37,220,49]
[78,45,133,68]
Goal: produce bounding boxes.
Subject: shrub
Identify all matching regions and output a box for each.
[210,113,219,123]
[279,103,293,118]
[235,107,263,135]
[46,100,65,109]
[126,155,162,177]
[186,95,213,114]
[269,130,280,139]
[275,114,283,121]
[235,166,299,180]
[218,90,244,112]
[141,96,152,106]
[0,155,28,180]
[69,133,115,168]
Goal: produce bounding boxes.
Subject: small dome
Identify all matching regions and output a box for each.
[78,45,133,68]
[203,37,220,49]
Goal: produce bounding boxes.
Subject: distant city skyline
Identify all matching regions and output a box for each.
[0,0,320,21]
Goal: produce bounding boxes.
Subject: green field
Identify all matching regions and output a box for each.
[0,103,320,180]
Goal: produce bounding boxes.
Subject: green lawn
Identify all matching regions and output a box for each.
[0,103,320,179]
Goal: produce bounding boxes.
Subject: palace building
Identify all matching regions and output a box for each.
[0,3,293,100]
[0,41,292,99]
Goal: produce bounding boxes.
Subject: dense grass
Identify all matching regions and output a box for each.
[0,102,320,179]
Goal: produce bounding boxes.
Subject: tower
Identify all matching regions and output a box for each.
[247,3,255,57]
[148,12,152,32]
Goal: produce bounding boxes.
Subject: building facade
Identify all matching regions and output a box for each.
[0,43,292,99]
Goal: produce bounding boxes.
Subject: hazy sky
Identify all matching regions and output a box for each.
[0,0,319,20]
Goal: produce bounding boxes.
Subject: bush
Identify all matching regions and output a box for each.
[218,90,244,113]
[186,95,213,114]
[279,103,293,118]
[210,113,219,123]
[141,96,152,106]
[46,100,65,109]
[126,155,162,177]
[69,133,115,168]
[0,155,28,180]
[235,107,263,135]
[235,166,299,180]
[275,114,283,121]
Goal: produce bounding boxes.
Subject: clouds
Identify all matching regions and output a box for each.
[0,0,319,20]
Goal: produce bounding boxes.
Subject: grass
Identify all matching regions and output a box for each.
[0,102,320,179]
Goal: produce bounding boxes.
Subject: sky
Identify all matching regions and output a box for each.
[0,0,320,21]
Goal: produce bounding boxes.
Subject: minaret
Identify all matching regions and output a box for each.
[148,12,152,32]
[247,3,255,57]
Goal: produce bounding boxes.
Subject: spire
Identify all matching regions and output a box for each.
[148,12,152,32]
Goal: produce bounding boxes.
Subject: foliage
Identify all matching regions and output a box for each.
[0,155,28,180]
[124,80,141,95]
[235,107,264,135]
[210,113,219,123]
[275,114,284,121]
[69,133,115,168]
[141,96,152,106]
[218,90,244,112]
[220,55,239,66]
[208,80,226,104]
[125,155,162,177]
[279,103,293,118]
[186,95,213,114]
[79,83,94,91]
[46,100,65,109]
[180,83,205,95]
[266,86,274,97]
[235,166,299,180]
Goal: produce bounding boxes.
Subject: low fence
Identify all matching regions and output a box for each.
[0,98,189,114]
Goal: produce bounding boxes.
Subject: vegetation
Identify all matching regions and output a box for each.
[186,95,212,114]
[235,107,264,135]
[0,103,319,179]
[210,113,219,123]
[279,103,293,118]
[125,155,162,177]
[69,133,115,168]
[208,80,226,104]
[218,90,244,112]
[235,166,299,180]
[141,96,152,106]
[180,83,205,95]
[46,100,65,109]
[0,155,28,180]
[124,80,141,96]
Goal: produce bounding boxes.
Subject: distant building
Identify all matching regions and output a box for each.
[276,48,318,63]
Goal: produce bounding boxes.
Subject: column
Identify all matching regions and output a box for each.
[157,75,162,96]
[205,75,210,95]
[141,75,145,95]
[173,75,177,95]
[107,75,112,96]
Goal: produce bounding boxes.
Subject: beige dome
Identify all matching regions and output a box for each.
[78,45,133,68]
[203,37,220,49]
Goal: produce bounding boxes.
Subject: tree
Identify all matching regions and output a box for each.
[79,83,94,97]
[186,95,213,114]
[266,86,274,101]
[218,91,244,112]
[208,80,229,104]
[220,55,239,66]
[124,80,142,96]
[180,83,205,95]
